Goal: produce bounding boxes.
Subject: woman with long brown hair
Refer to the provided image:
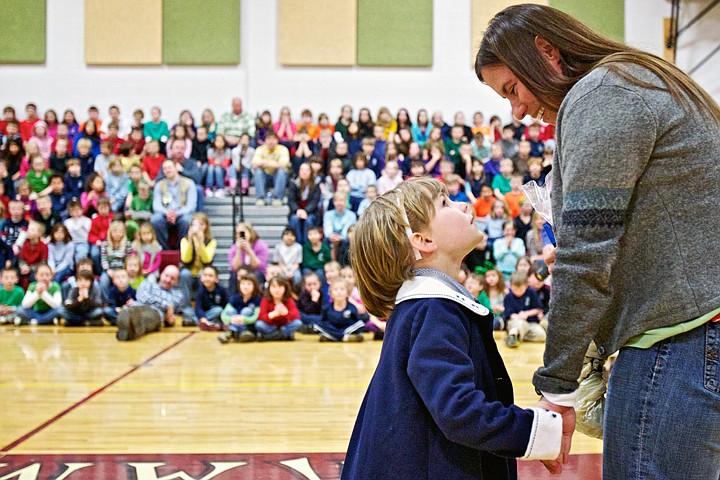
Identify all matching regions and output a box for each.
[476,4,720,478]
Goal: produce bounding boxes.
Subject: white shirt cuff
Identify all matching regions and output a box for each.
[522,408,563,460]
[541,390,578,408]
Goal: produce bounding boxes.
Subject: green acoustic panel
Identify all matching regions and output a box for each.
[550,0,624,43]
[357,0,432,67]
[163,0,240,65]
[0,0,46,64]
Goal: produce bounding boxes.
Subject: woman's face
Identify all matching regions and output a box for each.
[418,110,428,124]
[480,63,557,124]
[359,109,370,122]
[298,163,311,180]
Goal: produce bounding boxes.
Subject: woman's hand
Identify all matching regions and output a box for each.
[543,245,556,273]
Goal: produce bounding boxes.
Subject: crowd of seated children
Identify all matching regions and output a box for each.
[1,102,554,348]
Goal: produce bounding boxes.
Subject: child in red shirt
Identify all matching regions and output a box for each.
[88,198,114,274]
[256,276,302,341]
[18,221,48,289]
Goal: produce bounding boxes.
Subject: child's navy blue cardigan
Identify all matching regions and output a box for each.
[342,276,561,479]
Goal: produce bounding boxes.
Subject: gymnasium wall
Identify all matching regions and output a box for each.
[0,0,717,126]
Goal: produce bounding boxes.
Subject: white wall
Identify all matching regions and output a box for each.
[1,0,718,126]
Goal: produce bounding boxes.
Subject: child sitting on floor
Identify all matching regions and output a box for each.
[218,272,262,344]
[314,277,364,342]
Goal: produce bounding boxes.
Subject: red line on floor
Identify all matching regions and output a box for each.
[0,331,197,453]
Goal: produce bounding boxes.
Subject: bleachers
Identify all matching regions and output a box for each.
[202,193,289,284]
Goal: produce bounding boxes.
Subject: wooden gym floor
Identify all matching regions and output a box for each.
[0,325,602,479]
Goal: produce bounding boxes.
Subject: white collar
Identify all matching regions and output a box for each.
[395,276,490,317]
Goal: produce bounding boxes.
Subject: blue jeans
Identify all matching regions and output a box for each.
[205,165,225,189]
[73,242,89,265]
[58,307,104,326]
[103,306,124,324]
[252,167,289,200]
[89,244,102,274]
[255,319,302,339]
[53,267,74,283]
[604,320,720,479]
[201,306,223,322]
[288,213,317,244]
[179,269,198,304]
[16,307,60,324]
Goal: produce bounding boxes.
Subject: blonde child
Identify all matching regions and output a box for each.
[100,221,135,298]
[484,268,508,331]
[322,260,341,301]
[485,199,510,244]
[124,254,145,290]
[218,272,262,344]
[131,222,162,280]
[314,277,364,342]
[256,275,302,341]
[340,265,366,314]
[503,175,526,218]
[179,212,216,302]
[343,178,562,478]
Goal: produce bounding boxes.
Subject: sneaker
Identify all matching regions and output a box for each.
[53,317,60,326]
[29,319,38,326]
[343,333,364,343]
[237,330,257,343]
[319,335,332,342]
[0,316,7,325]
[297,324,315,334]
[255,199,265,207]
[199,319,221,331]
[205,188,214,197]
[215,189,225,198]
[13,317,22,326]
[505,334,520,348]
[271,198,283,207]
[217,330,233,344]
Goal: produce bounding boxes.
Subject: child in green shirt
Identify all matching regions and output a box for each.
[0,268,24,324]
[26,155,53,194]
[302,226,331,282]
[16,263,62,325]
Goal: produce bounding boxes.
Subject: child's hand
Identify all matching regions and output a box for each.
[310,290,320,302]
[20,265,30,275]
[231,315,244,325]
[275,304,288,316]
[96,241,102,246]
[126,299,134,306]
[35,282,47,294]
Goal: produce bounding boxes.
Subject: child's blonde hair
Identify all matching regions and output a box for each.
[352,177,447,317]
[490,200,510,219]
[132,222,161,255]
[107,221,127,249]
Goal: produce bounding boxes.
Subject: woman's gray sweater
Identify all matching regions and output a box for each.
[533,63,720,395]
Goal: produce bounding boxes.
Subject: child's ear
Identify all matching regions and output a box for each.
[410,231,436,256]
